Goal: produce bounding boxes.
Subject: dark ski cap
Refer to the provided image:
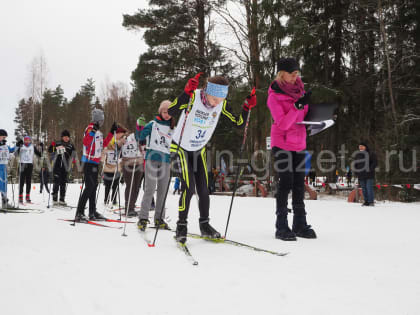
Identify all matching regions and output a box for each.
[0,129,7,137]
[61,130,70,137]
[277,58,300,73]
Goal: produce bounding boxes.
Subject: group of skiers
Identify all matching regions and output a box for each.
[1,57,379,244]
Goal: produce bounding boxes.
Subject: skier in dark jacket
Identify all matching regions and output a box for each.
[353,141,377,206]
[48,130,75,205]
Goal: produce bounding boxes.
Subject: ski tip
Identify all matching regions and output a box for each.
[147,243,155,247]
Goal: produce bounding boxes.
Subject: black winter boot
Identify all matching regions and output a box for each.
[275,213,296,241]
[199,218,221,239]
[75,212,88,222]
[292,207,317,239]
[89,211,106,221]
[175,220,188,244]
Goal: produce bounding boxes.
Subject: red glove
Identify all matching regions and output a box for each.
[184,72,202,96]
[51,141,56,147]
[243,87,257,111]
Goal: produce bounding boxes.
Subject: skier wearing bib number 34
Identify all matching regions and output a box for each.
[168,73,257,244]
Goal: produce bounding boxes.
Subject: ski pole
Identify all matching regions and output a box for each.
[16,147,22,209]
[47,144,55,209]
[151,93,195,246]
[224,87,255,238]
[122,147,138,237]
[9,174,15,208]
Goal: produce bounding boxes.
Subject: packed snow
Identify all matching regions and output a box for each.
[1,183,419,315]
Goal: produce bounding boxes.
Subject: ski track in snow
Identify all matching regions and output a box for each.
[1,184,419,315]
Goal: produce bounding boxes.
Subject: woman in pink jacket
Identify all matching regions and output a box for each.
[267,58,317,241]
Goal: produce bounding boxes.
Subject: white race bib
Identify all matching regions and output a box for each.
[147,121,173,154]
[0,145,10,165]
[106,151,118,165]
[172,89,223,151]
[20,145,34,164]
[121,134,141,158]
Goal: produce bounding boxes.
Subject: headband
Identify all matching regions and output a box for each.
[206,82,229,98]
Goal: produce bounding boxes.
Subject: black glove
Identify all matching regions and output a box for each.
[0,139,6,146]
[39,142,44,149]
[294,90,312,110]
[92,122,100,132]
[16,139,23,147]
[110,122,118,134]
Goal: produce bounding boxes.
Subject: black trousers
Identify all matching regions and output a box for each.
[52,167,68,201]
[171,144,209,222]
[272,147,306,216]
[103,171,120,204]
[19,163,33,195]
[77,163,98,215]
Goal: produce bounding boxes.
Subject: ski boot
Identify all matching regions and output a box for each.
[89,211,107,221]
[199,219,221,239]
[75,212,88,222]
[59,200,67,206]
[25,194,31,203]
[19,195,24,203]
[362,201,370,206]
[175,220,188,244]
[154,218,170,230]
[126,209,137,217]
[137,219,149,231]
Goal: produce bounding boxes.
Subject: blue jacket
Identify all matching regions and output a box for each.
[140,116,172,164]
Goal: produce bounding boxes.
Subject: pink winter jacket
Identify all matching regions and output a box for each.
[267,82,309,152]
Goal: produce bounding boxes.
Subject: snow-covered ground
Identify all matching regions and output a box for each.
[1,183,419,315]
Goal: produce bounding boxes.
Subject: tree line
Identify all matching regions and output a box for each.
[14,0,419,183]
[122,0,419,183]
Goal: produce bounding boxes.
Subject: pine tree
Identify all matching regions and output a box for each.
[123,0,232,121]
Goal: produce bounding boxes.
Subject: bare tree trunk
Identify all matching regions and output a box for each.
[196,0,206,73]
[378,0,398,128]
[245,0,263,150]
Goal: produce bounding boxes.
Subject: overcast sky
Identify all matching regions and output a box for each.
[0,0,149,142]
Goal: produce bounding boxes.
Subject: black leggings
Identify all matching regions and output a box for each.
[272,147,306,215]
[52,168,68,201]
[103,172,119,203]
[77,163,99,215]
[19,163,33,195]
[171,144,209,222]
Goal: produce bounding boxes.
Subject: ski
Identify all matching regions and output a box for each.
[175,237,199,266]
[110,206,141,213]
[138,229,154,247]
[187,233,288,257]
[53,204,77,209]
[50,205,74,211]
[58,219,122,229]
[106,218,134,224]
[1,208,38,214]
[1,207,44,214]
